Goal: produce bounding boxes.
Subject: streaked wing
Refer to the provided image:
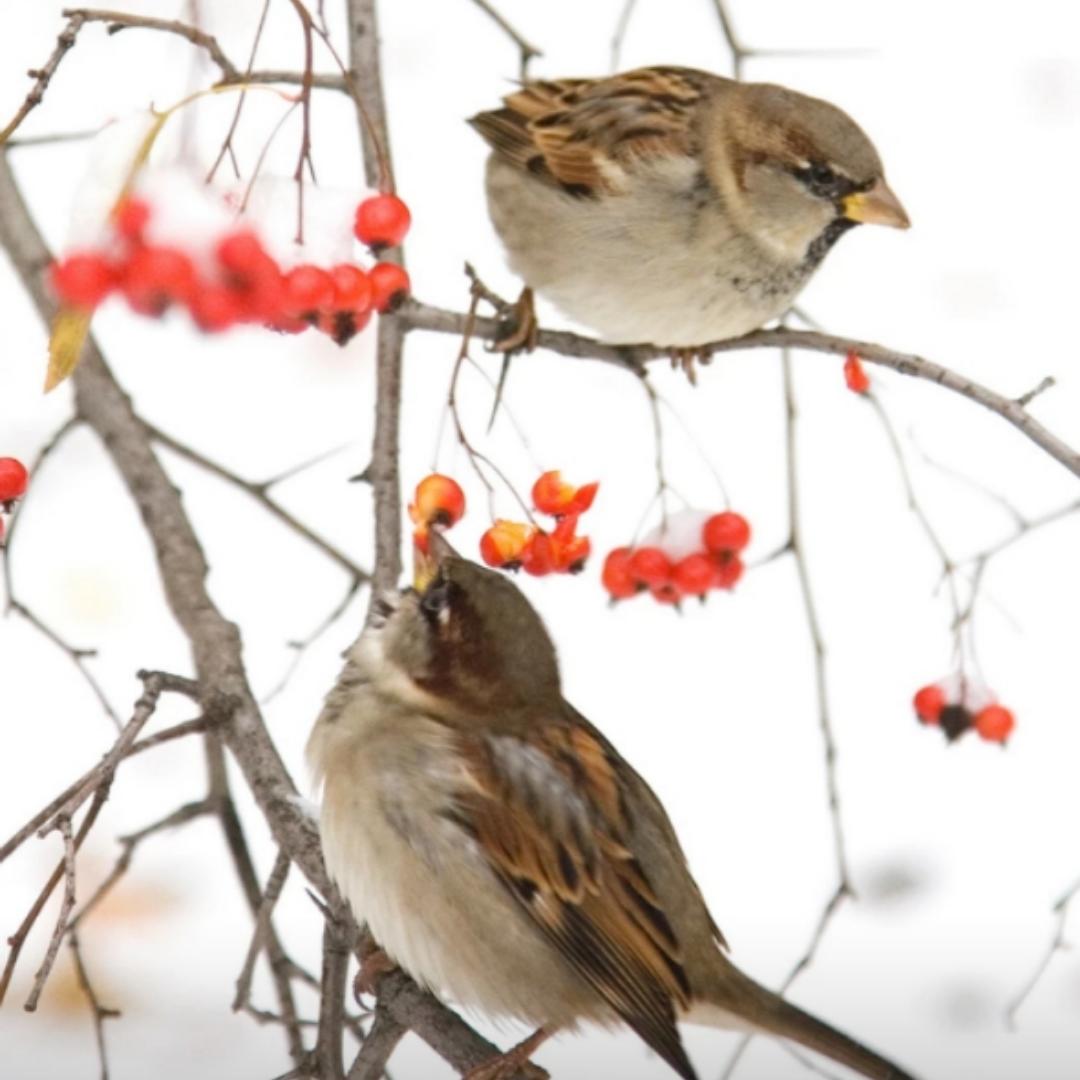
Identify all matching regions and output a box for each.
[469,66,708,196]
[452,719,698,1080]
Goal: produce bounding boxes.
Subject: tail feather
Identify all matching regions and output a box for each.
[693,969,919,1080]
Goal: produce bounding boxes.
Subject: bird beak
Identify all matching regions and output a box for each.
[842,178,910,229]
[413,527,456,591]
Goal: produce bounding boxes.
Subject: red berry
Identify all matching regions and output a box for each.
[974,704,1015,744]
[329,264,373,314]
[354,193,411,249]
[602,547,639,600]
[844,350,870,395]
[268,312,311,335]
[912,684,946,725]
[0,457,29,502]
[112,197,151,242]
[672,553,715,597]
[317,308,372,346]
[189,285,241,332]
[553,533,590,574]
[283,265,335,318]
[703,511,751,555]
[521,532,555,576]
[409,474,466,529]
[629,547,671,588]
[479,520,534,569]
[217,230,276,278]
[369,262,410,313]
[650,581,683,606]
[49,252,117,309]
[711,552,744,590]
[121,246,197,314]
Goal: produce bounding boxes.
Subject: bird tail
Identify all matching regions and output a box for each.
[692,967,919,1080]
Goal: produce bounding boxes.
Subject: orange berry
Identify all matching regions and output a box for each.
[479,520,535,569]
[409,474,466,529]
[531,471,599,517]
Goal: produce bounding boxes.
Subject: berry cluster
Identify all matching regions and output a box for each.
[480,471,598,576]
[913,678,1015,745]
[602,509,751,606]
[843,350,870,395]
[0,457,29,544]
[49,189,411,346]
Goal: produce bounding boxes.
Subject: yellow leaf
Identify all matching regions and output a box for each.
[45,307,92,392]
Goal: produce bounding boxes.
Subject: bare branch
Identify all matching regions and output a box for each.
[396,301,1080,480]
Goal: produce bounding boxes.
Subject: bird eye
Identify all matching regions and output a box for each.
[420,580,451,620]
[795,161,844,198]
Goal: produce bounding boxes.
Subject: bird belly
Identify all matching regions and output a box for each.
[315,708,606,1029]
[485,157,808,347]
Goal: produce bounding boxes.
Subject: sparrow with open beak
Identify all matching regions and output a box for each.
[307,533,919,1079]
[470,66,908,369]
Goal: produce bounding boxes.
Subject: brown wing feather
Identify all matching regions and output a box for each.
[456,724,697,1080]
[469,66,709,197]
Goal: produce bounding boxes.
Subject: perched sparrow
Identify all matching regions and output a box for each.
[307,535,919,1080]
[470,66,908,354]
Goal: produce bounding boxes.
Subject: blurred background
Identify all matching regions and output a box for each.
[2,1,1080,1077]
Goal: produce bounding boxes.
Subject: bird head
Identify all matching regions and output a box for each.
[360,531,561,717]
[704,80,908,265]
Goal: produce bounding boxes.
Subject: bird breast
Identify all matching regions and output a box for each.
[484,155,815,347]
[308,689,610,1029]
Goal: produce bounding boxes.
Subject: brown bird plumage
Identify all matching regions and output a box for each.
[307,538,920,1079]
[470,66,909,351]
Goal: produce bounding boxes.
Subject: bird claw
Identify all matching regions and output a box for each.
[352,946,396,1001]
[667,346,713,385]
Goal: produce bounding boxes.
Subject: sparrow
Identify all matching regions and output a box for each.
[306,533,920,1080]
[469,66,908,361]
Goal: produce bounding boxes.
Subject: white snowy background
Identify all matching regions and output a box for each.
[2,2,1080,1078]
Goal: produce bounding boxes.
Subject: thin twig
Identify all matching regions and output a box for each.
[1006,873,1080,1026]
[610,0,640,71]
[24,817,78,1010]
[146,421,368,583]
[467,0,542,79]
[69,928,119,1080]
[0,12,88,145]
[234,850,293,1010]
